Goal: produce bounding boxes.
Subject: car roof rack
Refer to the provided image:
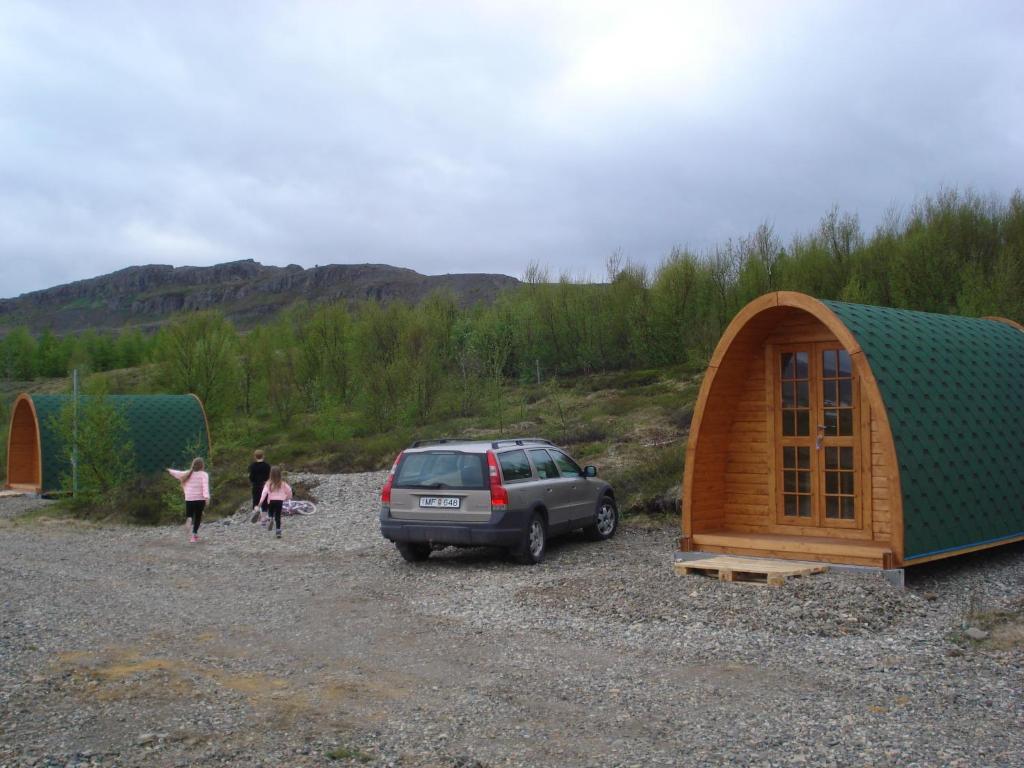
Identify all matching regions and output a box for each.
[490,438,555,449]
[409,438,469,448]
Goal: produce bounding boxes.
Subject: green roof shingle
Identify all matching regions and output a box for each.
[823,301,1024,559]
[30,394,210,493]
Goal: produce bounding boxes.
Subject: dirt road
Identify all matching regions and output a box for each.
[1,473,1022,767]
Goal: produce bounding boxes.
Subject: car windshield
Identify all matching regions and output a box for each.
[393,451,488,490]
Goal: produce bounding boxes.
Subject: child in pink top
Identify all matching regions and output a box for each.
[258,465,292,539]
[167,457,210,543]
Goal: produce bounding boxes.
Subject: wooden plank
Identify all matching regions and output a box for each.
[697,543,886,568]
[723,503,771,517]
[725,492,770,505]
[724,472,770,484]
[724,462,769,475]
[693,531,891,559]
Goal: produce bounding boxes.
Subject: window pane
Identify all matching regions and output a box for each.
[840,447,854,470]
[784,496,797,517]
[497,449,533,482]
[396,451,488,489]
[797,447,810,469]
[798,496,812,517]
[527,449,559,480]
[823,381,838,407]
[825,447,839,469]
[782,411,795,436]
[825,496,839,519]
[839,409,854,436]
[782,382,795,407]
[796,381,809,407]
[825,472,839,494]
[840,472,854,495]
[784,471,796,493]
[798,471,811,493]
[550,450,582,477]
[841,496,855,519]
[839,379,853,407]
[824,409,838,435]
[783,446,795,468]
[822,350,837,378]
[838,350,852,377]
[781,353,795,380]
[795,352,809,379]
[796,410,810,436]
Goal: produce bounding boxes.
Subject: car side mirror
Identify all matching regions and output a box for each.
[584,465,598,477]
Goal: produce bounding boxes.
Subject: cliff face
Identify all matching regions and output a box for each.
[0,260,520,334]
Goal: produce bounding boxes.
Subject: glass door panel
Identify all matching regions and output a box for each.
[775,346,860,530]
[777,350,817,526]
[817,347,859,530]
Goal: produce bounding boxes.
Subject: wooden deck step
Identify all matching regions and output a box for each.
[691,531,892,567]
[673,555,828,586]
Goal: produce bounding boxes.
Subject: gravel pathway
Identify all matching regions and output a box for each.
[1,472,1022,767]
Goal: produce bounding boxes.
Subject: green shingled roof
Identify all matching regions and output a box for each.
[822,301,1024,559]
[29,394,210,493]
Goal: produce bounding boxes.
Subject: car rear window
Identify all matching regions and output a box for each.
[394,451,487,490]
[498,449,533,482]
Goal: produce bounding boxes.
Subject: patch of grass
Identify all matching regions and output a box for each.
[964,601,1024,650]
[326,744,373,763]
[605,443,684,517]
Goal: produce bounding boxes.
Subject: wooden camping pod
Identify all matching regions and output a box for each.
[5,393,211,494]
[681,292,1024,568]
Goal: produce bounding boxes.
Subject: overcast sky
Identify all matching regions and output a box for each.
[1,1,1022,298]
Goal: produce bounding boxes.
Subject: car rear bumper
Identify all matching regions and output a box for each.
[380,508,527,547]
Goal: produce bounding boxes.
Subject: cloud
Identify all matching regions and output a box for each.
[0,0,1022,297]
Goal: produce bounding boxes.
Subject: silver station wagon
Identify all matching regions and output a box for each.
[379,438,618,564]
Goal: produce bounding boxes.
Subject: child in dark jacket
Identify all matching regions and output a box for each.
[248,450,271,523]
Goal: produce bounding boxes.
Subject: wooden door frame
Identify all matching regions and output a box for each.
[766,343,873,540]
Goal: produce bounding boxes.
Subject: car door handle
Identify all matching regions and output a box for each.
[546,488,553,493]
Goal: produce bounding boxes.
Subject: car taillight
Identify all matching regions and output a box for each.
[487,451,509,511]
[381,451,403,504]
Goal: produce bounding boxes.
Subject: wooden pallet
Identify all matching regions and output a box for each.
[673,555,828,586]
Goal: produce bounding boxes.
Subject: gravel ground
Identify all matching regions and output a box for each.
[1,472,1022,767]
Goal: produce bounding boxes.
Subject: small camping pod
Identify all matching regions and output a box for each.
[681,291,1024,568]
[5,394,210,494]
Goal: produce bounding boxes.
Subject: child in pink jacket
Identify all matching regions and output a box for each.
[258,465,292,539]
[167,458,210,543]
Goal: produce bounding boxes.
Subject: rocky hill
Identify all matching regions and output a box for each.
[0,260,520,334]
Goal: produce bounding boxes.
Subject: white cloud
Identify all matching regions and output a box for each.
[0,0,1022,297]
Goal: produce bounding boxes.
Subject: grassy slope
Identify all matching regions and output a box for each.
[1,365,702,524]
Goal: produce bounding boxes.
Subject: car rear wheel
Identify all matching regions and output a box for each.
[584,495,618,541]
[395,541,431,562]
[513,512,546,565]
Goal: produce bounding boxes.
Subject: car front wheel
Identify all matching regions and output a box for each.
[584,495,618,541]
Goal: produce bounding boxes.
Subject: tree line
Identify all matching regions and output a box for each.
[3,187,1023,434]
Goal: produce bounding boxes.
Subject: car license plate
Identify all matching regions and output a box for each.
[419,496,461,509]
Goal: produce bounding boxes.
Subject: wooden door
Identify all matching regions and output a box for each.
[774,345,861,530]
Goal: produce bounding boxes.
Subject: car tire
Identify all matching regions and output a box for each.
[395,541,431,563]
[584,495,618,541]
[513,512,547,565]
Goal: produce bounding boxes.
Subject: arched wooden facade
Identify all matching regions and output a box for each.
[5,393,210,494]
[682,292,1024,568]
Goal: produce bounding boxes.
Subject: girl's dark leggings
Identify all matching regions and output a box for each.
[268,500,283,531]
[186,500,205,534]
